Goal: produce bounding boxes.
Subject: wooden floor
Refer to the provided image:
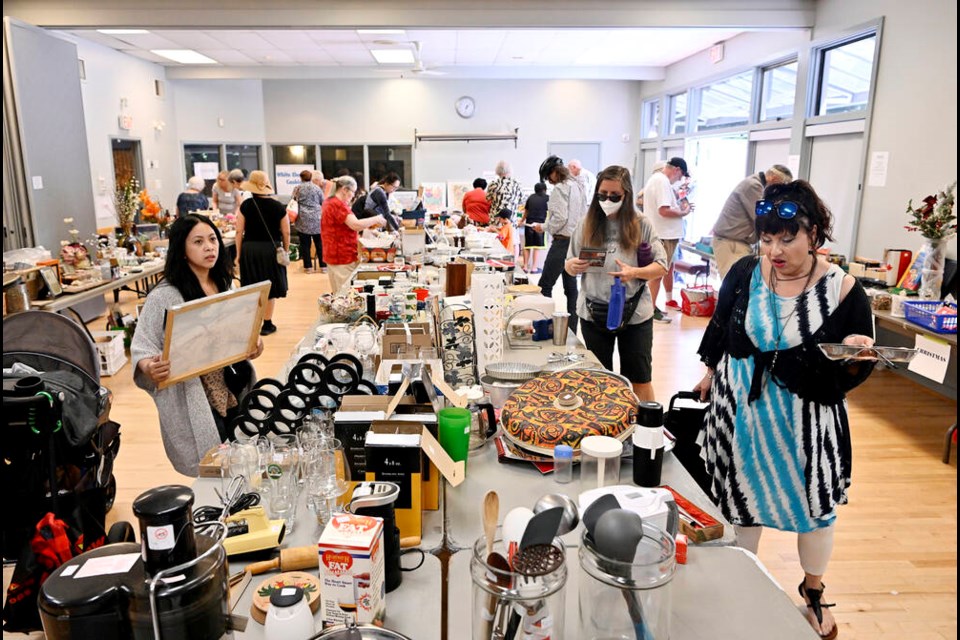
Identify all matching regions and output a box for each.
[13,266,957,639]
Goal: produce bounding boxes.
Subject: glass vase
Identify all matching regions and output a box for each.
[919,237,947,300]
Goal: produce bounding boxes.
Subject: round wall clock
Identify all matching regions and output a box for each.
[455,96,476,119]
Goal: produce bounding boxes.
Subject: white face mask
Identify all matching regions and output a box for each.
[598,199,622,216]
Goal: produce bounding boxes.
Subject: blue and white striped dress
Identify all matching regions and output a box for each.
[704,263,848,533]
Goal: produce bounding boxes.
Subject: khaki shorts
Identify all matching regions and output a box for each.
[661,238,680,269]
[713,237,754,278]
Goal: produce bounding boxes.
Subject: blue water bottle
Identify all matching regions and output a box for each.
[607,276,626,331]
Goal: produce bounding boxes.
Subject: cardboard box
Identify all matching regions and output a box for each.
[381,321,434,359]
[317,514,385,627]
[335,396,440,511]
[365,422,423,540]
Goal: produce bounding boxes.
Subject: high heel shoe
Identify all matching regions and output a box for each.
[798,581,838,640]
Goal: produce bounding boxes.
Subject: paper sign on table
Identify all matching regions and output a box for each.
[73,553,140,579]
[908,334,951,383]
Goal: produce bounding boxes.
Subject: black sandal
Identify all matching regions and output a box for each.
[798,581,838,640]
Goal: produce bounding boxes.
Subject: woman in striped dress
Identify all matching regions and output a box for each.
[695,180,876,640]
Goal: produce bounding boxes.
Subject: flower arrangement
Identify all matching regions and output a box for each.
[139,188,171,235]
[114,177,141,228]
[905,181,957,240]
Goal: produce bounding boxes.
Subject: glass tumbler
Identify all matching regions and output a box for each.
[470,533,567,640]
[267,434,301,532]
[578,523,677,640]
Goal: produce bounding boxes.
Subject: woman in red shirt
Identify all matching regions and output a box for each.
[321,176,387,293]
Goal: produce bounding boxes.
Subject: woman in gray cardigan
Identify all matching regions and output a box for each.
[131,214,262,476]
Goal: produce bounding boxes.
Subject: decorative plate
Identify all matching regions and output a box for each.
[500,368,638,454]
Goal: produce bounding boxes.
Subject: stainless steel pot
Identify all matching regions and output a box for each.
[314,621,413,639]
[480,374,523,409]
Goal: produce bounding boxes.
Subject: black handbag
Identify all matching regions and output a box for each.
[585,284,645,333]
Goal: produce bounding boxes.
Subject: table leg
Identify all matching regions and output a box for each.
[943,422,957,464]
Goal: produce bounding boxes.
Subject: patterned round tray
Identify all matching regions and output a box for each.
[500,368,638,455]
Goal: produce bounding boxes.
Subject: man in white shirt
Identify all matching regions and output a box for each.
[568,159,596,195]
[643,157,692,321]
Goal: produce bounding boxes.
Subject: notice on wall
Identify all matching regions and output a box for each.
[275,164,315,197]
[868,151,889,187]
[193,162,219,180]
[908,334,951,384]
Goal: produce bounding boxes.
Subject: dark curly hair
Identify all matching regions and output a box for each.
[164,214,234,301]
[757,179,834,249]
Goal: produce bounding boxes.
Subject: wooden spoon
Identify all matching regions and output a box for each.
[483,490,499,558]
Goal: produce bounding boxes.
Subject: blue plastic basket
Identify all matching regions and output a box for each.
[902,301,958,334]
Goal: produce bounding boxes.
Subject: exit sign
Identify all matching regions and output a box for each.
[709,43,725,64]
[118,114,133,131]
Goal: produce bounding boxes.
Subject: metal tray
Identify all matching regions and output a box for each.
[818,343,918,363]
[485,361,541,382]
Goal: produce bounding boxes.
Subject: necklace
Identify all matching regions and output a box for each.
[768,256,817,371]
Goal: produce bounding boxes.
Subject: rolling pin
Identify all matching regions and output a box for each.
[244,546,318,576]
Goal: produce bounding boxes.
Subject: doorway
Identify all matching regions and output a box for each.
[111,138,143,190]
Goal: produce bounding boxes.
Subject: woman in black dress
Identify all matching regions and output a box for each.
[521,182,548,272]
[236,170,289,335]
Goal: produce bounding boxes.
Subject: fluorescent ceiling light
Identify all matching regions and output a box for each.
[97,29,149,35]
[150,49,218,64]
[371,49,414,64]
[357,29,405,35]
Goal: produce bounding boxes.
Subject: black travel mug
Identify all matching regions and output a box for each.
[633,401,665,487]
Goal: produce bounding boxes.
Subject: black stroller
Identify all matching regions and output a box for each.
[2,310,121,562]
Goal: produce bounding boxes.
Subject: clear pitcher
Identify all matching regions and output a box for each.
[579,522,676,640]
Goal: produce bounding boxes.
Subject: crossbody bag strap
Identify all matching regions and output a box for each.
[250,197,279,247]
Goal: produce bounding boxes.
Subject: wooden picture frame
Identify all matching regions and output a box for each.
[158,281,270,389]
[39,266,63,297]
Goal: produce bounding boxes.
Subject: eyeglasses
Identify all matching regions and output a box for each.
[596,193,624,203]
[755,200,799,219]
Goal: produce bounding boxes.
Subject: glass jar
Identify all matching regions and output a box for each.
[580,435,623,491]
[579,523,676,640]
[470,532,567,640]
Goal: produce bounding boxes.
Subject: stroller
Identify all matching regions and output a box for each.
[2,310,121,562]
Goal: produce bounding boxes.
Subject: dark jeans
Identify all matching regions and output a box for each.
[299,233,324,269]
[539,237,578,333]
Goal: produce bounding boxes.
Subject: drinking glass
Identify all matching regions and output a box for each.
[303,438,352,526]
[329,326,353,354]
[221,440,260,495]
[267,434,301,532]
[353,325,379,376]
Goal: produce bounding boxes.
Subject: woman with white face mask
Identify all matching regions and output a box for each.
[565,165,669,401]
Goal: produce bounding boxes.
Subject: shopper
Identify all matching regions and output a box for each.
[176,176,210,217]
[485,161,525,218]
[462,178,491,225]
[520,182,548,272]
[363,172,401,230]
[564,166,667,401]
[131,214,263,476]
[492,208,516,252]
[694,180,876,640]
[227,169,247,206]
[712,164,793,277]
[292,169,325,273]
[236,170,289,336]
[211,171,241,217]
[568,158,596,195]
[642,157,691,321]
[538,155,588,333]
[322,175,387,293]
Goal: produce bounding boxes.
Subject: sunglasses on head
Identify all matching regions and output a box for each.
[596,193,624,203]
[756,200,799,219]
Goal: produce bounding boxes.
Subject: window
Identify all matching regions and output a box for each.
[183,144,220,196]
[272,144,316,167]
[368,145,412,187]
[641,99,660,138]
[816,34,877,116]
[668,93,688,135]
[759,61,798,122]
[225,145,260,179]
[696,70,753,131]
[321,145,364,187]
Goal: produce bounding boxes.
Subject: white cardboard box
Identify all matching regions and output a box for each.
[317,513,385,628]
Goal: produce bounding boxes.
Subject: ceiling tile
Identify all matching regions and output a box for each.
[455,48,497,65]
[307,30,362,45]
[124,49,172,64]
[256,30,320,50]
[109,32,182,50]
[205,30,273,49]
[325,48,375,65]
[456,30,507,50]
[288,49,337,64]
[405,30,456,49]
[66,30,132,49]
[244,49,295,65]
[197,49,256,65]
[155,30,226,49]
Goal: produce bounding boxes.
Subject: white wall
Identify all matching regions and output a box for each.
[173,79,266,146]
[260,78,642,188]
[70,36,181,228]
[639,30,811,100]
[814,0,958,260]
